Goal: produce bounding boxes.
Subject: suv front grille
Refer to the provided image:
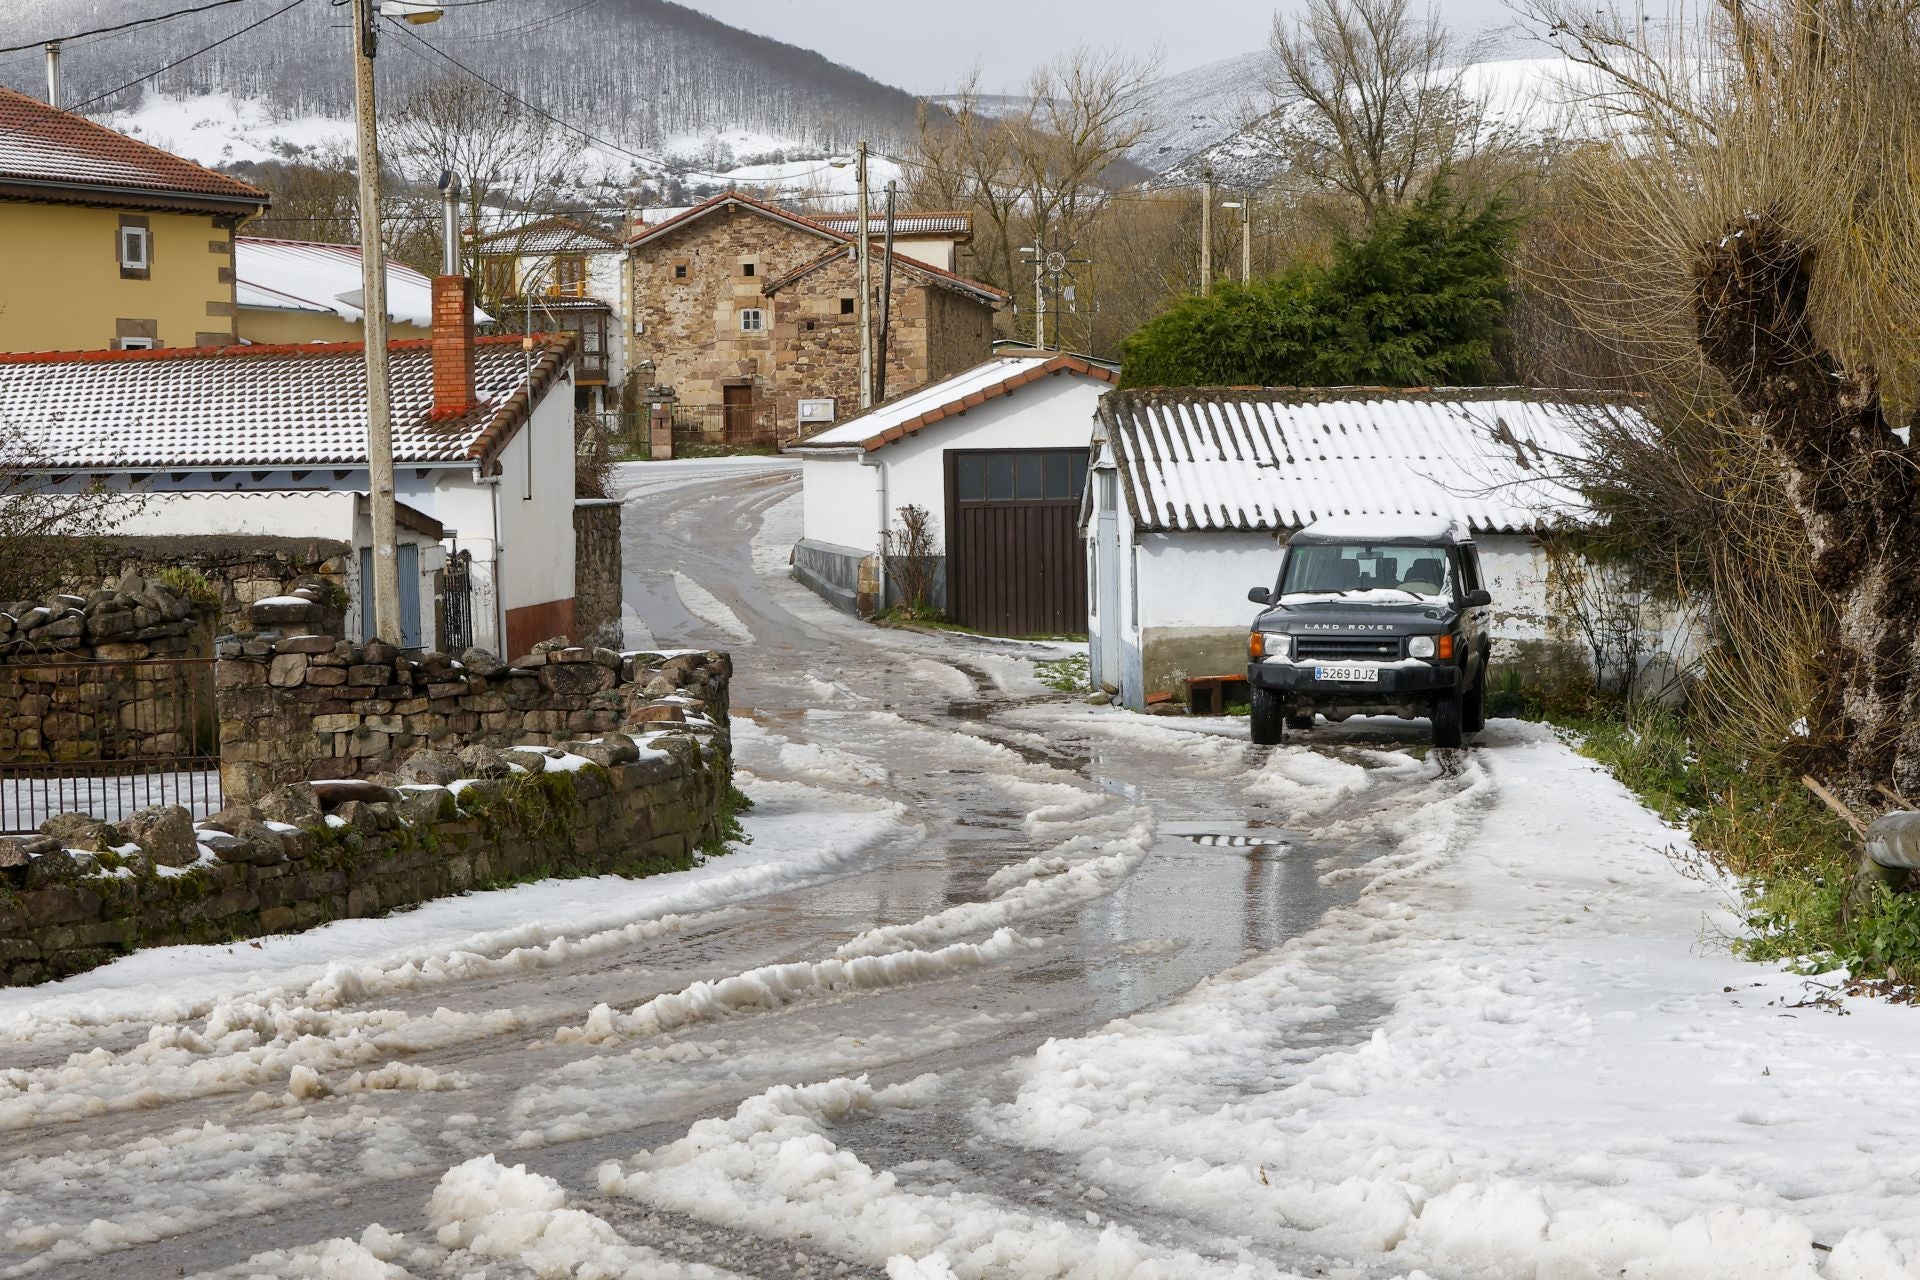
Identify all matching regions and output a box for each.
[1294,637,1401,662]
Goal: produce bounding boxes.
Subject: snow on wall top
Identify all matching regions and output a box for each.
[235,239,492,328]
[1097,388,1608,535]
[0,85,266,209]
[793,355,1117,451]
[0,336,571,471]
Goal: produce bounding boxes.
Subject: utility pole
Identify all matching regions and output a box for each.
[1240,198,1252,283]
[876,180,897,403]
[855,140,873,411]
[43,43,60,108]
[351,0,402,644]
[1200,168,1214,295]
[1033,249,1047,347]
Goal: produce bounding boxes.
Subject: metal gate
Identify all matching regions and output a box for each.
[440,550,475,653]
[0,655,223,835]
[944,448,1090,637]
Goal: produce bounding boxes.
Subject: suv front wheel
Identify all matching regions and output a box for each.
[1250,687,1287,746]
[1431,685,1465,748]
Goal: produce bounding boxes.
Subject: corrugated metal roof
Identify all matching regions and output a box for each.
[0,86,266,210]
[815,213,972,238]
[474,217,623,256]
[792,355,1114,450]
[1098,388,1605,535]
[0,336,571,471]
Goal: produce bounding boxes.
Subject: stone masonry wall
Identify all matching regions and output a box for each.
[216,631,729,805]
[630,209,832,415]
[0,718,731,987]
[572,502,624,650]
[1,575,218,764]
[68,537,350,638]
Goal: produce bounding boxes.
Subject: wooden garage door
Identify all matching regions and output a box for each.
[945,448,1089,637]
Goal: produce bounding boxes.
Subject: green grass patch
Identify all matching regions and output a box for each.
[1035,654,1090,695]
[1557,705,1896,981]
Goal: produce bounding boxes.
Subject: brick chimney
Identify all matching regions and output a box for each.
[430,274,476,417]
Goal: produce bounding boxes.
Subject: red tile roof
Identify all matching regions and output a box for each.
[625,189,854,250]
[0,334,572,471]
[0,86,268,214]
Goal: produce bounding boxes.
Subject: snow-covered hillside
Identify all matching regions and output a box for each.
[3,0,923,156]
[1145,54,1629,187]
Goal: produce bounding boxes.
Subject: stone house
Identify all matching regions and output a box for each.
[625,191,1006,443]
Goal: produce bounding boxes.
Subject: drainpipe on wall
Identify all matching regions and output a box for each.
[486,469,506,656]
[861,453,887,614]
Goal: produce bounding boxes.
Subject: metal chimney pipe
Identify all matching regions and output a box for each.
[44,42,60,109]
[437,169,461,276]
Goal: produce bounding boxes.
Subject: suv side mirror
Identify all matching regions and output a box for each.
[1247,586,1271,605]
[1463,588,1492,608]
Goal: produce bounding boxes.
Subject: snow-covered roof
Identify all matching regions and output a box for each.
[814,212,972,239]
[0,85,267,214]
[791,355,1117,452]
[473,217,623,256]
[1097,388,1607,535]
[1296,515,1464,543]
[0,335,573,471]
[235,239,492,328]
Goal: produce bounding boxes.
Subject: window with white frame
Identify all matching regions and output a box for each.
[738,308,765,332]
[116,337,156,351]
[119,225,150,271]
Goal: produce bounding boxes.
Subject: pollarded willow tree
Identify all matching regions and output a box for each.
[1531,0,1920,799]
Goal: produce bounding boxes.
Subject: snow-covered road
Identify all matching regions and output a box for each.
[4,457,1919,1279]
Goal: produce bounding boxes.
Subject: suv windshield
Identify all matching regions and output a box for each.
[1280,543,1451,600]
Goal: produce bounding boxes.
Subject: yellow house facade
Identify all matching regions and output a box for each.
[0,86,268,353]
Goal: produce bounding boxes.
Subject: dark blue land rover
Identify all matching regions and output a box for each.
[1245,517,1492,747]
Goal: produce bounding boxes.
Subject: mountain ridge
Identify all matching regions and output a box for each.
[0,0,926,155]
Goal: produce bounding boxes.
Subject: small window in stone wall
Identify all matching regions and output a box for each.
[739,308,765,332]
[839,296,855,315]
[672,261,689,280]
[741,260,757,277]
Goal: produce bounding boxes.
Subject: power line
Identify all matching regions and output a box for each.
[68,0,313,112]
[379,16,844,184]
[0,0,264,57]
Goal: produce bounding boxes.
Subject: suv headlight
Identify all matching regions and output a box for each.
[1408,635,1436,659]
[1250,631,1289,661]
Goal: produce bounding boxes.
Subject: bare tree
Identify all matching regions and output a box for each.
[383,75,582,282]
[1265,0,1484,216]
[0,425,142,603]
[911,47,1161,322]
[1536,0,1920,801]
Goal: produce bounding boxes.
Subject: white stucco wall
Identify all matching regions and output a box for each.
[799,452,879,551]
[1137,530,1286,630]
[489,373,579,615]
[798,373,1106,557]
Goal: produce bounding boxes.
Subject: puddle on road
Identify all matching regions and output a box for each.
[1178,833,1291,850]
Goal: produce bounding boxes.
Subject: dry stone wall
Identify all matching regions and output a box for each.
[216,631,730,805]
[1,575,217,764]
[67,538,351,638]
[572,501,624,649]
[0,721,730,987]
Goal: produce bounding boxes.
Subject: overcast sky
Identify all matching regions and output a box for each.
[677,0,1538,93]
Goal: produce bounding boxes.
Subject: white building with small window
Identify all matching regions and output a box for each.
[1086,388,1615,709]
[789,354,1116,632]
